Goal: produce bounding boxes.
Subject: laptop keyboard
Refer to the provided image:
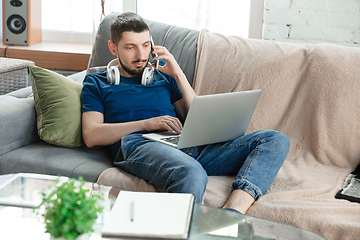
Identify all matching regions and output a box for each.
[160,135,180,145]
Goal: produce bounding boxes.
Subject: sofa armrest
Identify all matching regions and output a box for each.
[0,95,40,156]
[0,69,86,157]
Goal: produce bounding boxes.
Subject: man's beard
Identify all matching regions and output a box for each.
[119,58,147,76]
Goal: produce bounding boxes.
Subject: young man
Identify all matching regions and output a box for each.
[81,12,290,214]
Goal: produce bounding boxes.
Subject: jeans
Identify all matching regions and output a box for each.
[114,130,290,204]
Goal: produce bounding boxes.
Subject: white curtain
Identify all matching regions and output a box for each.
[41,0,251,44]
[42,0,123,44]
[137,0,250,37]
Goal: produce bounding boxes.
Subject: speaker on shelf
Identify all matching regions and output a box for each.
[2,0,42,46]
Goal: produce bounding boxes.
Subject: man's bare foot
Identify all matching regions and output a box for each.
[222,189,255,214]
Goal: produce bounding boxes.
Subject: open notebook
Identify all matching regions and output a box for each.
[102,191,195,239]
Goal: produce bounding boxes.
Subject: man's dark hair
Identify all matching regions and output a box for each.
[110,12,150,45]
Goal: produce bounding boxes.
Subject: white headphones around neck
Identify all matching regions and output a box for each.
[106,59,155,86]
[106,36,159,86]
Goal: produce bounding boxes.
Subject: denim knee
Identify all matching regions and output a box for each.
[255,130,290,154]
[167,162,208,203]
[268,130,290,158]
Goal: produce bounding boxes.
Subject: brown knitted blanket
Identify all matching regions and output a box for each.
[192,30,360,240]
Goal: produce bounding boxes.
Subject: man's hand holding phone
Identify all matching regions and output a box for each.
[151,45,185,80]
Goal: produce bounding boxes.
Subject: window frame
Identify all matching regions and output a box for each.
[248,0,264,39]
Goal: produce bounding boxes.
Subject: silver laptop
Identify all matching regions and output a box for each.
[142,89,261,149]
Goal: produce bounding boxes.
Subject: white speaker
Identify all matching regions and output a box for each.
[2,0,42,46]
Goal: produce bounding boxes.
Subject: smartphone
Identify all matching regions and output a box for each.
[150,36,159,69]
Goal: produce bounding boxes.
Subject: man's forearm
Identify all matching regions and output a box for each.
[82,112,183,148]
[174,72,197,112]
[82,118,146,148]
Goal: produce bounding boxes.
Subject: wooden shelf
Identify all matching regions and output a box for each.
[0,41,93,71]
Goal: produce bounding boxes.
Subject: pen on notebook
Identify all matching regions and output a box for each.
[131,201,135,222]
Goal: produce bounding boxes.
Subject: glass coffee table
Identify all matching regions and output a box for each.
[0,174,327,240]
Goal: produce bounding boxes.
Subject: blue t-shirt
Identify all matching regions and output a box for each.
[81,63,182,157]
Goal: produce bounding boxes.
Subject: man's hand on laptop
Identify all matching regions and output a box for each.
[142,115,182,134]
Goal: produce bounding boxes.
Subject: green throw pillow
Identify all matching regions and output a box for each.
[29,65,84,148]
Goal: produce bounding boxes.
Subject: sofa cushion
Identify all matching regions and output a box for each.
[96,167,234,207]
[0,141,113,182]
[29,65,85,148]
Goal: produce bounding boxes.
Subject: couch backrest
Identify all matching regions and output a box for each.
[87,12,199,86]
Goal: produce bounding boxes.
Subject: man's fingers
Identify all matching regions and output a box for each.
[162,116,182,134]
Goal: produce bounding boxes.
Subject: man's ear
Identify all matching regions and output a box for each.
[108,40,117,56]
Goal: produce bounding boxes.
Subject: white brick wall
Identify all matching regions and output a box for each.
[263,0,360,47]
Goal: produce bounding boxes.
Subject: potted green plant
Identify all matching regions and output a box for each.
[35,177,104,240]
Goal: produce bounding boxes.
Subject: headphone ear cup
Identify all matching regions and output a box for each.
[141,64,154,85]
[107,65,120,85]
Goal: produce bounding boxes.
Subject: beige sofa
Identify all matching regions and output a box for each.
[96,22,360,240]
